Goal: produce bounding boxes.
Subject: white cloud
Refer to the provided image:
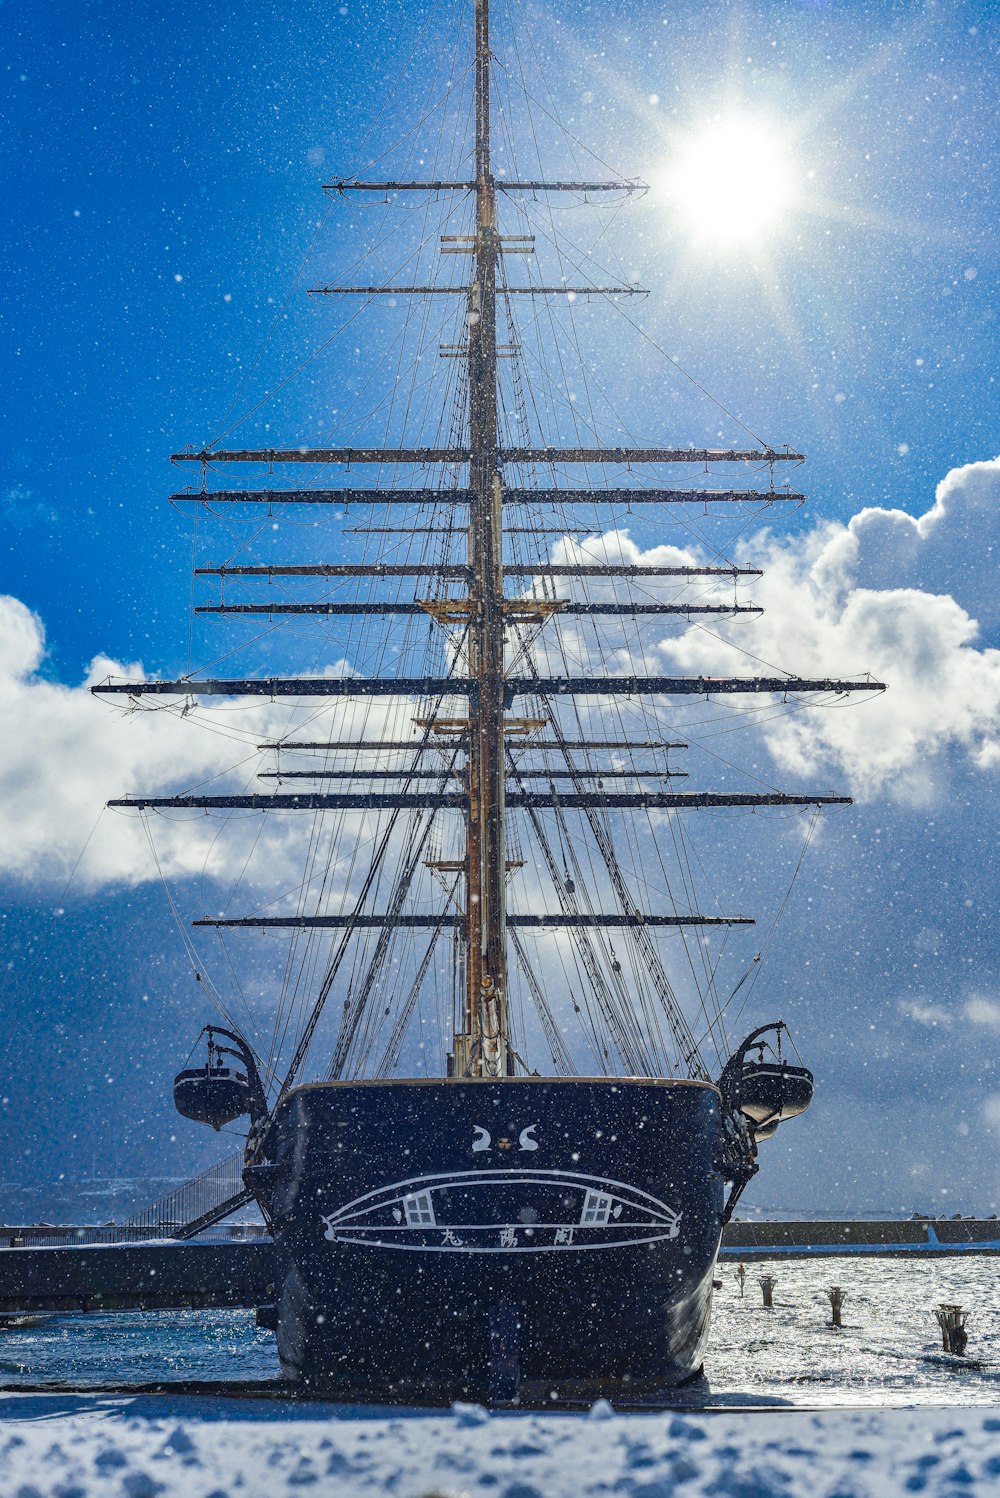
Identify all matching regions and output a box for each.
[965,996,1000,1031]
[529,465,1000,800]
[0,597,458,895]
[899,992,1000,1034]
[824,457,1000,630]
[0,597,297,888]
[900,1000,952,1030]
[642,457,1000,799]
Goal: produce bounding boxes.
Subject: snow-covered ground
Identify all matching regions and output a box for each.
[2,1396,1000,1496]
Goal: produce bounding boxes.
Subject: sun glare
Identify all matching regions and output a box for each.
[665,117,796,249]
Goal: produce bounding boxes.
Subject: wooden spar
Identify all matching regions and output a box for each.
[254,768,690,781]
[504,565,760,577]
[109,792,851,811]
[320,178,645,193]
[307,284,644,296]
[191,914,754,930]
[194,565,472,578]
[171,445,804,465]
[461,0,508,1079]
[170,488,805,507]
[191,563,760,578]
[93,674,885,699]
[254,739,688,752]
[195,602,764,617]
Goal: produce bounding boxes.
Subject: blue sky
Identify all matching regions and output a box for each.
[2,0,1000,1214]
[5,0,999,683]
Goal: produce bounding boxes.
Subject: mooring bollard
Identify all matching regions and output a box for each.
[935,1304,968,1356]
[759,1274,776,1308]
[827,1286,846,1328]
[736,1262,747,1298]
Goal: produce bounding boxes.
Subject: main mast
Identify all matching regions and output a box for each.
[457,0,509,1078]
[98,0,887,1093]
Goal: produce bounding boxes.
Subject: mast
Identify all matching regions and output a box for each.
[458,0,508,1078]
[94,0,888,1093]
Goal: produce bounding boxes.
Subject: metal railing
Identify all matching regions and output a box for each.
[1,1220,269,1249]
[123,1151,248,1237]
[0,1152,261,1247]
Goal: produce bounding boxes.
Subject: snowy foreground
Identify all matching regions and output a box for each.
[2,1396,1000,1497]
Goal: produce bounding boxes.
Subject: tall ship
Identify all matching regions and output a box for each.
[95,0,883,1402]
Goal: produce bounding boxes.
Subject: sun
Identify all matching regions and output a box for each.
[664,116,796,249]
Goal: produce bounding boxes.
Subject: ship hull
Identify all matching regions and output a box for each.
[255,1077,725,1403]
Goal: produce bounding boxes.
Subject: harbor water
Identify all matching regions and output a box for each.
[1,1254,997,1405]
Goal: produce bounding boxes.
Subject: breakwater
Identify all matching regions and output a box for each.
[721,1217,1000,1257]
[0,1240,276,1314]
[1,1219,996,1315]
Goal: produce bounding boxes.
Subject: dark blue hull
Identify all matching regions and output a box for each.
[255,1077,725,1402]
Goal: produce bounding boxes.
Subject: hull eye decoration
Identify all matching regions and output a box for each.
[321,1170,681,1253]
[472,1122,539,1153]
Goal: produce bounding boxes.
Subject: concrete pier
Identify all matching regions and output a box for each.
[0,1240,276,1315]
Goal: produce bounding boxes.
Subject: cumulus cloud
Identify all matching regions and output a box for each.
[822,458,1000,631]
[532,461,1000,801]
[642,457,1000,799]
[0,597,300,888]
[0,596,458,894]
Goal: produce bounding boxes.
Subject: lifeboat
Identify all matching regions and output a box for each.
[736,1058,814,1134]
[173,1026,268,1131]
[718,1022,813,1144]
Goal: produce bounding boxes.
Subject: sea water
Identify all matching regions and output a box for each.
[1,1255,997,1405]
[711,1254,1000,1405]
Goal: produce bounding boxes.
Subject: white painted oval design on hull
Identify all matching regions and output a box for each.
[319,1168,683,1253]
